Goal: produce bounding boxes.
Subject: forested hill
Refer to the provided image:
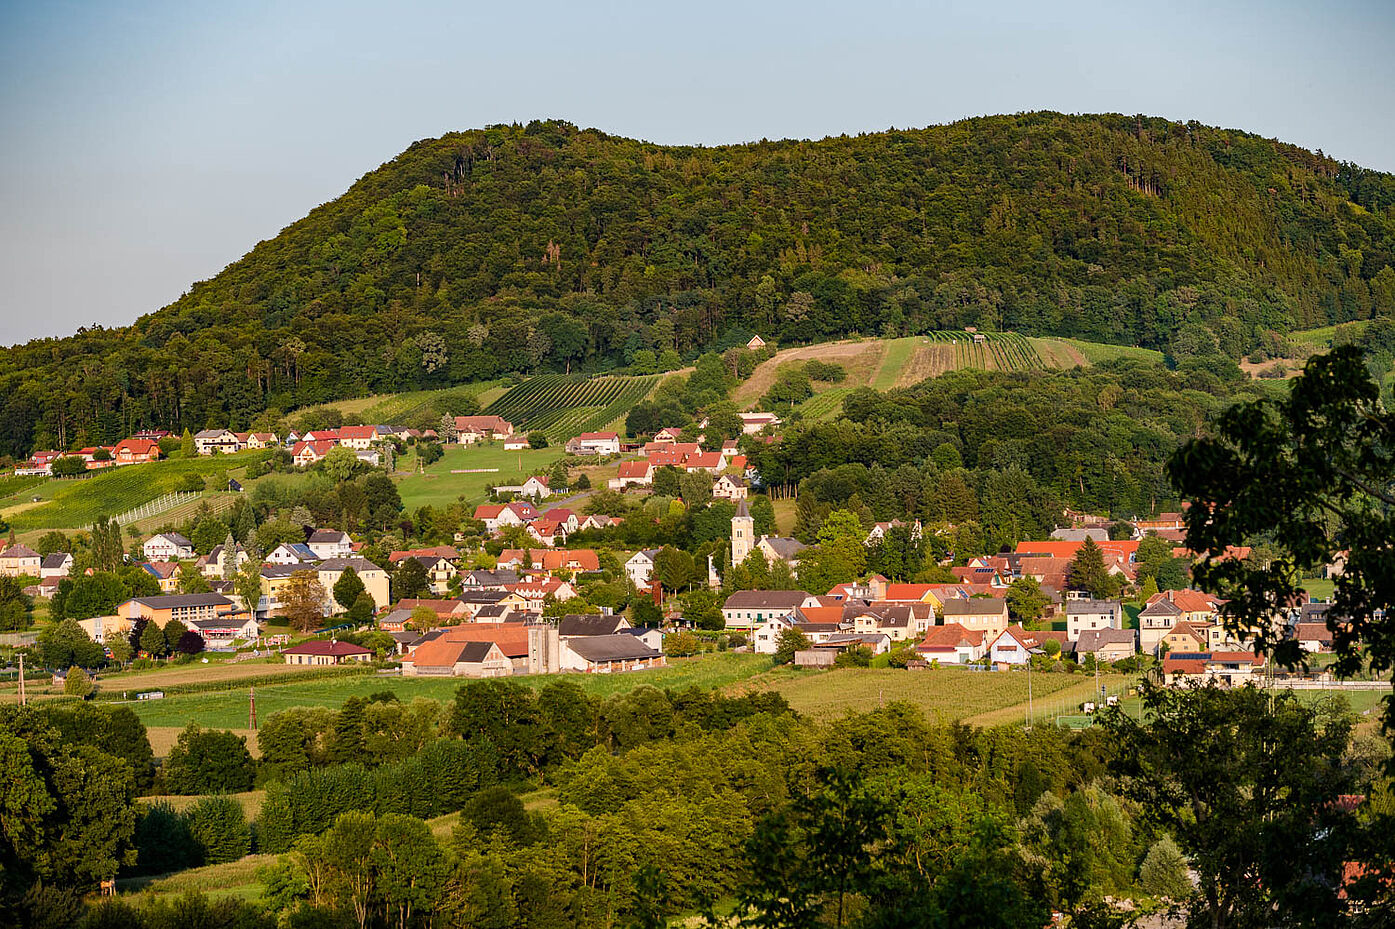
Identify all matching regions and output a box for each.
[5,112,1395,457]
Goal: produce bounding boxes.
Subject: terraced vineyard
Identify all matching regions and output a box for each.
[482,374,661,440]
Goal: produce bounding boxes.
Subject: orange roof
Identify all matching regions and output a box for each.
[338,425,379,440]
[388,546,460,563]
[435,624,531,657]
[882,583,937,601]
[617,460,652,478]
[918,623,984,649]
[796,606,845,625]
[728,455,747,471]
[1156,588,1223,613]
[1015,540,1140,559]
[396,598,465,615]
[686,452,724,469]
[498,549,600,572]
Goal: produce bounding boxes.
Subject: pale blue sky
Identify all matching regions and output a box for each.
[1,0,1392,345]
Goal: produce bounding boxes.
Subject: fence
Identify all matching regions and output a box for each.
[115,491,200,526]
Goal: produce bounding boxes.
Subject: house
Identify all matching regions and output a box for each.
[502,435,530,451]
[282,639,374,666]
[653,427,684,443]
[0,544,41,578]
[1049,527,1110,542]
[497,548,600,573]
[988,626,1069,665]
[459,567,519,590]
[1137,597,1184,655]
[403,555,457,595]
[542,508,581,534]
[712,474,748,501]
[395,598,472,621]
[845,605,916,641]
[625,626,665,651]
[609,460,654,490]
[265,542,318,565]
[307,529,353,560]
[882,584,942,604]
[737,411,781,435]
[941,598,1010,639]
[111,438,162,465]
[39,552,72,580]
[403,639,514,677]
[1161,621,1209,655]
[815,633,892,656]
[625,549,661,588]
[755,536,806,568]
[916,623,986,664]
[117,593,234,628]
[1294,622,1336,653]
[559,634,665,673]
[454,415,514,443]
[579,513,622,532]
[517,475,551,500]
[559,614,632,638]
[722,590,821,630]
[1074,629,1138,662]
[388,545,461,564]
[746,335,766,350]
[203,543,251,579]
[413,625,534,673]
[316,557,391,611]
[1161,651,1266,685]
[1065,599,1123,641]
[291,440,336,467]
[566,432,621,456]
[76,614,132,644]
[140,562,182,593]
[194,429,240,455]
[301,429,341,444]
[190,615,260,646]
[337,425,380,450]
[143,533,195,562]
[864,519,924,545]
[242,432,278,450]
[506,578,576,612]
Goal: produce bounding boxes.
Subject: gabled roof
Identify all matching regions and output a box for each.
[759,537,807,559]
[1075,629,1137,653]
[129,593,233,609]
[338,425,379,440]
[40,552,71,569]
[617,460,653,479]
[388,546,460,563]
[559,614,630,637]
[283,639,372,657]
[149,532,193,548]
[308,528,350,543]
[1066,599,1122,614]
[0,544,40,560]
[565,634,660,663]
[409,638,501,668]
[723,590,813,610]
[918,622,985,650]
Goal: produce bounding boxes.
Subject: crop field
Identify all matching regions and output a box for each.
[0,451,269,532]
[796,387,855,421]
[122,653,772,730]
[1046,338,1165,365]
[740,666,1097,722]
[482,373,662,439]
[393,443,566,511]
[294,380,508,425]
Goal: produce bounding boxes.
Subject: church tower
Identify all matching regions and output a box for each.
[731,498,754,566]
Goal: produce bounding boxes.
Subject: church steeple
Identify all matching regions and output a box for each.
[731,498,754,566]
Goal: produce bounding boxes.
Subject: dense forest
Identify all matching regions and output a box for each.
[3,113,1394,456]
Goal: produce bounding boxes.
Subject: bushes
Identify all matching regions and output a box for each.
[161,725,256,795]
[256,740,498,853]
[132,801,200,876]
[184,796,252,865]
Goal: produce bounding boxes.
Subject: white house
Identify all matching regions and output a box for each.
[518,475,551,499]
[307,528,353,560]
[625,549,660,588]
[916,623,986,664]
[565,432,621,456]
[609,460,654,490]
[721,589,821,630]
[194,429,240,455]
[713,474,748,501]
[1065,599,1124,641]
[143,533,195,562]
[39,552,73,579]
[265,542,318,565]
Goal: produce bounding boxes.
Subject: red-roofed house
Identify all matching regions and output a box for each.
[337,425,381,449]
[684,451,727,473]
[455,416,513,443]
[292,441,336,467]
[112,438,162,465]
[609,460,654,490]
[565,432,621,456]
[282,639,373,665]
[917,623,986,664]
[497,549,600,573]
[506,578,576,611]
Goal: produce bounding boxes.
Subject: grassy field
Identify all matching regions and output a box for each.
[117,853,275,901]
[122,653,773,730]
[738,666,1112,723]
[393,442,566,511]
[1,451,268,532]
[871,338,916,390]
[1303,578,1336,600]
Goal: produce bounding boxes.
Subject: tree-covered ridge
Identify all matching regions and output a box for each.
[3,112,1394,456]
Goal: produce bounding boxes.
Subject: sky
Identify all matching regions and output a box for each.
[1,0,1392,346]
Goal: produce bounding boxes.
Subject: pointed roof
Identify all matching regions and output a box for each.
[735,498,751,518]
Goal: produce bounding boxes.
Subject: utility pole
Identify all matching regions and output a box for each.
[17,653,25,707]
[249,686,257,730]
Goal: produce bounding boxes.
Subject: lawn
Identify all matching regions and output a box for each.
[1,451,268,532]
[124,653,773,729]
[870,338,916,390]
[737,665,1115,723]
[116,853,276,902]
[393,442,566,511]
[1302,578,1336,600]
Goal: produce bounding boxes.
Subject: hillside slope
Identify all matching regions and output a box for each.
[2,113,1393,457]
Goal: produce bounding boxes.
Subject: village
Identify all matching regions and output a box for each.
[1,397,1356,700]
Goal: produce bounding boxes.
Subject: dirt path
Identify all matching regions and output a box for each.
[732,341,884,409]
